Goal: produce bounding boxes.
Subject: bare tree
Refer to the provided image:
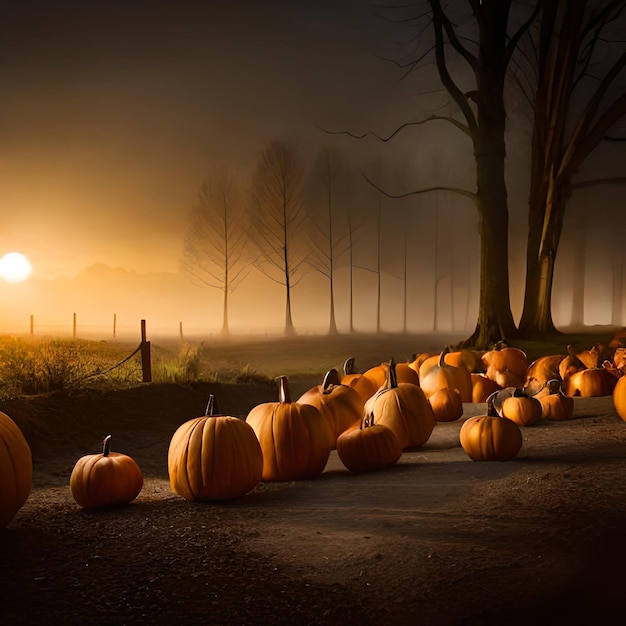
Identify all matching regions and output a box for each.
[249,140,307,335]
[304,147,354,335]
[517,0,626,336]
[181,166,249,334]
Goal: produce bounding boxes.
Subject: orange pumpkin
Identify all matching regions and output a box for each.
[481,345,528,389]
[0,411,32,528]
[563,367,617,397]
[246,376,331,482]
[470,373,502,403]
[363,360,419,388]
[500,393,542,427]
[336,419,402,473]
[459,396,523,461]
[612,375,626,422]
[538,380,575,421]
[297,369,363,449]
[168,395,263,501]
[429,387,463,422]
[366,360,436,449]
[341,357,379,403]
[419,347,473,402]
[70,435,143,509]
[524,355,565,396]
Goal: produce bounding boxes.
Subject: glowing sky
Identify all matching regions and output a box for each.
[1,0,398,279]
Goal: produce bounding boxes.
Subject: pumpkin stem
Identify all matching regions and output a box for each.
[205,394,216,416]
[102,434,112,457]
[343,357,356,376]
[388,359,398,389]
[322,368,342,392]
[277,375,290,403]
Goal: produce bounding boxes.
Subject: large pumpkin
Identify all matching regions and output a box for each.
[481,344,528,389]
[366,360,436,449]
[70,435,143,509]
[470,373,502,403]
[336,418,402,473]
[459,395,523,461]
[500,393,542,427]
[297,369,363,449]
[168,395,263,501]
[563,367,617,397]
[246,376,331,482]
[429,387,464,422]
[363,360,419,388]
[613,375,626,422]
[0,411,32,528]
[419,347,473,402]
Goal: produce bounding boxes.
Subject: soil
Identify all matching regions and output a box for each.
[2,380,626,625]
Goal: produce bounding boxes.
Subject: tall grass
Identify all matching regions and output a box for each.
[0,336,271,399]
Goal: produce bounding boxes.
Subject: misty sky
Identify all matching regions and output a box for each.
[1,0,407,279]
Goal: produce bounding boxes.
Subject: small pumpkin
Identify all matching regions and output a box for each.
[429,387,464,422]
[168,395,263,501]
[459,394,523,461]
[500,391,542,427]
[419,347,473,402]
[246,376,331,482]
[524,355,565,396]
[297,369,363,449]
[538,380,575,421]
[70,435,143,509]
[366,360,436,449]
[0,411,32,528]
[341,357,379,403]
[336,416,402,473]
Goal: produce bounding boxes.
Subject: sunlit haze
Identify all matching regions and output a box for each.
[1,1,624,338]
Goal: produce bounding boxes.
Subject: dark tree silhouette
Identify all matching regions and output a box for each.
[517,0,626,336]
[181,167,250,334]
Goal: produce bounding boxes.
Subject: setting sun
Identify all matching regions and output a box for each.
[0,252,32,283]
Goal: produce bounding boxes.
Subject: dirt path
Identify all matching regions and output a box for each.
[2,385,626,625]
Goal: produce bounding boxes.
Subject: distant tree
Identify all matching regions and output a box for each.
[249,140,307,335]
[517,0,626,336]
[181,166,250,334]
[304,147,354,335]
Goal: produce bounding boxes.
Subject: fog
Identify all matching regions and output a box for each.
[1,1,624,340]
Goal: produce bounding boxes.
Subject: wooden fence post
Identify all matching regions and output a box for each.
[73,313,77,339]
[140,319,152,383]
[30,314,34,336]
[113,313,117,339]
[179,321,184,344]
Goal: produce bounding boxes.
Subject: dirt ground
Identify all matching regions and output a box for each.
[2,380,626,625]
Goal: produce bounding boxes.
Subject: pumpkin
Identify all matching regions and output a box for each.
[365,360,436,449]
[563,367,617,397]
[429,387,463,422]
[0,411,32,528]
[168,395,263,501]
[524,355,565,396]
[246,376,331,482]
[500,392,542,427]
[419,347,473,402]
[613,374,626,422]
[538,380,575,421]
[297,369,363,449]
[470,373,502,403]
[363,360,419,388]
[336,417,402,473]
[70,435,143,509]
[481,344,528,389]
[459,395,523,461]
[341,357,379,403]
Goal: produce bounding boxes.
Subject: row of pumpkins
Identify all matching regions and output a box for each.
[3,342,626,527]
